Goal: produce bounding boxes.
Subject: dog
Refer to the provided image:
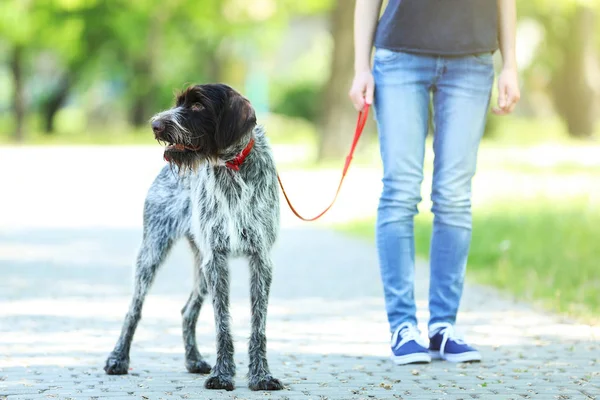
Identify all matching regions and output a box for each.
[104,83,283,391]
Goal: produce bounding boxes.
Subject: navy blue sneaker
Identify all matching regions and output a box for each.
[429,323,481,363]
[390,322,431,365]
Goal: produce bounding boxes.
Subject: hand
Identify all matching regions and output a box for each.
[492,66,520,115]
[348,69,374,111]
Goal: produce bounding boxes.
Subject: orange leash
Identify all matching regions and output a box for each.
[276,104,370,221]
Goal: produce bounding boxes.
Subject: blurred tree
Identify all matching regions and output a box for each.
[519,0,600,138]
[0,0,35,141]
[0,0,337,139]
[112,0,263,126]
[9,45,25,142]
[107,0,167,126]
[317,0,356,161]
[551,5,600,137]
[0,0,115,136]
[40,0,116,133]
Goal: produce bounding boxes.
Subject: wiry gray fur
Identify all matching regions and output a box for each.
[104,84,283,392]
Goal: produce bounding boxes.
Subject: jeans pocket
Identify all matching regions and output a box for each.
[374,47,402,64]
[470,52,494,65]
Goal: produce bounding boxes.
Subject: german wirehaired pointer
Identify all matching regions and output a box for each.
[104,83,283,391]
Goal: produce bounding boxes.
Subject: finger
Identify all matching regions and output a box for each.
[492,102,511,115]
[349,88,364,111]
[491,106,506,115]
[510,90,521,107]
[505,90,520,113]
[353,95,364,111]
[499,79,511,107]
[365,80,374,106]
[498,88,507,110]
[507,101,517,114]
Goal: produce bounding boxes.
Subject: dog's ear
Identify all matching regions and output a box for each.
[216,93,257,149]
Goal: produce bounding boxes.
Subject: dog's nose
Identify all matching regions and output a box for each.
[152,120,165,136]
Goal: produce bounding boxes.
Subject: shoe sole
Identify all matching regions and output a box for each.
[391,352,431,365]
[429,350,481,363]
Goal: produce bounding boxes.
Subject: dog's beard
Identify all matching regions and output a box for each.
[162,138,219,173]
[164,150,204,173]
[154,125,195,152]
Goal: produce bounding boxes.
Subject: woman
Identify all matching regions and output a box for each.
[348,0,520,365]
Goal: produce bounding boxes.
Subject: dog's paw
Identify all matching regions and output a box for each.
[248,375,284,391]
[104,355,129,375]
[186,359,212,374]
[204,374,235,391]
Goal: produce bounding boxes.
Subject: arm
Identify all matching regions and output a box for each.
[493,0,520,115]
[349,0,384,111]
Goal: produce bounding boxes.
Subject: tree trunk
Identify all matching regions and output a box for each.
[10,45,25,142]
[43,75,71,134]
[317,0,359,161]
[552,6,600,138]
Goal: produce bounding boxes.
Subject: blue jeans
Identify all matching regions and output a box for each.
[372,48,494,334]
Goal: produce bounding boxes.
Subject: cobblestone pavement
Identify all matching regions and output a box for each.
[1,147,599,400]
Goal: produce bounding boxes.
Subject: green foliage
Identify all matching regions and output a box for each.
[0,0,36,45]
[272,82,323,122]
[278,0,335,15]
[0,0,336,137]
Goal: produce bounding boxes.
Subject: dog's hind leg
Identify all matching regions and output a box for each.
[181,236,211,374]
[247,253,283,391]
[104,230,174,375]
[203,251,236,391]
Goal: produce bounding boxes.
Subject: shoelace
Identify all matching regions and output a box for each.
[430,323,466,358]
[391,323,428,350]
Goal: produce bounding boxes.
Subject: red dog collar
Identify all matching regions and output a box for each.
[225,138,255,171]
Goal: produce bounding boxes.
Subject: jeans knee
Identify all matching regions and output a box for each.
[378,179,422,222]
[430,189,472,229]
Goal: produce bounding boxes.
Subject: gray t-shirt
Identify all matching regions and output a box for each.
[374,0,498,55]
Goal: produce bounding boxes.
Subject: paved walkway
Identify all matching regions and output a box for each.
[1,147,599,400]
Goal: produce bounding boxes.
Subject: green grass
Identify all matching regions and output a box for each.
[484,114,599,146]
[488,162,600,176]
[338,195,600,324]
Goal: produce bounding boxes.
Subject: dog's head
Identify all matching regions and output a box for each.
[150,83,257,170]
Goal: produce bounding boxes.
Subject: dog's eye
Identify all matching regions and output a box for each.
[191,103,204,112]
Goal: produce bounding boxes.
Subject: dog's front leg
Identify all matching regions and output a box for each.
[203,251,236,391]
[247,253,283,391]
[105,237,172,375]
